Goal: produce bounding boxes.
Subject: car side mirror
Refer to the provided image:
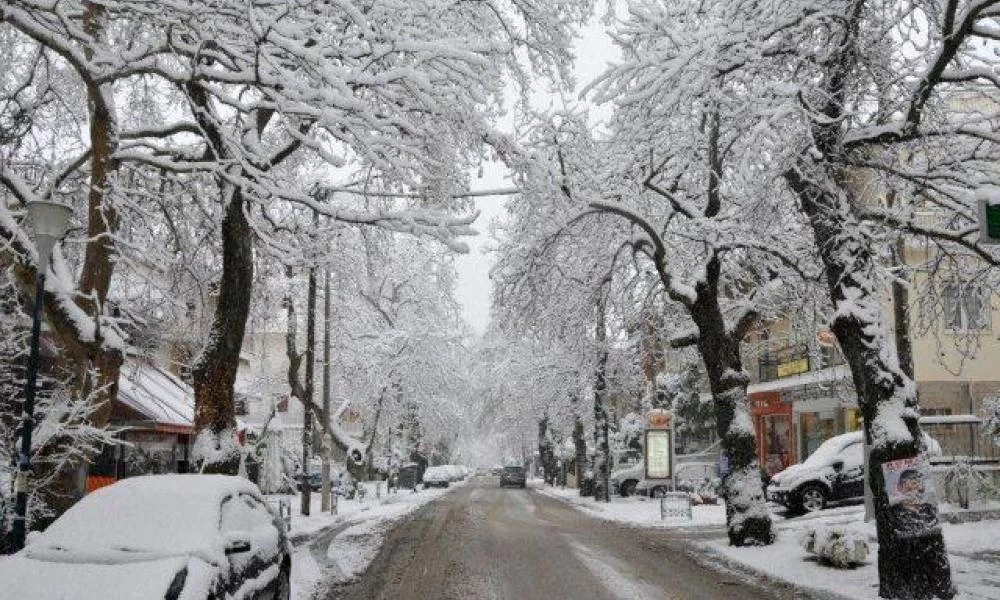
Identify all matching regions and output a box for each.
[831,460,844,472]
[224,534,252,555]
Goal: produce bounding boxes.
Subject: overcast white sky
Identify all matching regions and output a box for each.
[452,18,619,335]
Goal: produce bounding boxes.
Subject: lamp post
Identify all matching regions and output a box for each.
[10,200,72,552]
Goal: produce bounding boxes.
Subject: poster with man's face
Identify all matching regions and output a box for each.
[882,456,940,538]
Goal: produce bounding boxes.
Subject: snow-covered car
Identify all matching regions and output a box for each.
[768,430,942,513]
[0,474,291,600]
[611,460,645,497]
[422,466,452,488]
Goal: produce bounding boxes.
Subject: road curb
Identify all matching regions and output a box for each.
[686,541,856,600]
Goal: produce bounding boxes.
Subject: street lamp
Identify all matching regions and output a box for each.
[11,200,73,552]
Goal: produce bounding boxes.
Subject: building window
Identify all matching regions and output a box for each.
[234,394,248,416]
[943,283,990,331]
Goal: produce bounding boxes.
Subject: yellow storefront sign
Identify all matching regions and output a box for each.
[777,357,809,378]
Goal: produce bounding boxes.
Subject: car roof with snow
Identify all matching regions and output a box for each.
[32,475,264,561]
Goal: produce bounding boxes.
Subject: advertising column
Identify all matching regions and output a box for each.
[644,409,674,490]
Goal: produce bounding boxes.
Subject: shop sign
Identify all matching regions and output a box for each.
[777,357,809,378]
[816,330,837,347]
[646,409,671,429]
[644,429,672,479]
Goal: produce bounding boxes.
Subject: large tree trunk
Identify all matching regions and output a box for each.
[787,167,953,599]
[689,263,772,546]
[592,297,611,503]
[537,416,555,484]
[572,404,588,496]
[191,188,252,474]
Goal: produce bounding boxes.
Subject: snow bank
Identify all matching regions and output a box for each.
[701,505,1000,600]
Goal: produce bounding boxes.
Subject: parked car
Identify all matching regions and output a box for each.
[422,466,452,488]
[0,474,291,600]
[611,460,644,497]
[500,465,527,488]
[297,472,322,492]
[768,430,942,513]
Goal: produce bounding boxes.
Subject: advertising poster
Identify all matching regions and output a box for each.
[645,429,672,479]
[882,455,940,538]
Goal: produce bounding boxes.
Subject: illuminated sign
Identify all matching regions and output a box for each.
[645,429,672,479]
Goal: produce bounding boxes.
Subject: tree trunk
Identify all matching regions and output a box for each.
[572,406,588,496]
[787,167,953,599]
[537,416,554,484]
[191,188,252,475]
[689,266,772,546]
[592,297,611,503]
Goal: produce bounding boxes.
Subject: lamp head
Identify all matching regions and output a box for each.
[26,201,73,269]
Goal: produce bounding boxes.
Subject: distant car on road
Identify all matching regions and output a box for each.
[0,474,291,600]
[422,466,452,488]
[500,465,527,488]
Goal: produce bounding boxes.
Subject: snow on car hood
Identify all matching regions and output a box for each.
[0,552,216,600]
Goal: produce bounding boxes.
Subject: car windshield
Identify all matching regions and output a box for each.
[504,466,523,473]
[800,432,863,468]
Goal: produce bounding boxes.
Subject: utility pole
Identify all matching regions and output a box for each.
[320,268,332,512]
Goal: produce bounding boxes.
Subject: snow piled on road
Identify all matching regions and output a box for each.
[284,482,459,600]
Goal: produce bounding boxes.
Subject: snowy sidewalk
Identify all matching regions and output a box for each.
[531,481,728,532]
[702,504,1000,600]
[279,482,460,600]
[534,483,1000,600]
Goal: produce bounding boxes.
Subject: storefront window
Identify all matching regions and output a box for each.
[762,415,793,475]
[800,411,838,459]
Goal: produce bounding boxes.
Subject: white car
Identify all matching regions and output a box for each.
[422,466,452,488]
[0,474,291,600]
[768,430,941,513]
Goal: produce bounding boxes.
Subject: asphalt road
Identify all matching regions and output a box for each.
[330,479,808,600]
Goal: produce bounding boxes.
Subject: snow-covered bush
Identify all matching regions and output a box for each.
[801,527,870,568]
[944,459,984,510]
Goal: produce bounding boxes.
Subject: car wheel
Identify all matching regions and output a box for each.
[620,480,638,497]
[650,486,668,498]
[798,484,827,512]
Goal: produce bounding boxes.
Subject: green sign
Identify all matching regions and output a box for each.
[986,203,1000,240]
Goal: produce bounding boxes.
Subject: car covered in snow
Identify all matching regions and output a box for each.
[614,460,720,503]
[767,430,942,513]
[422,466,452,488]
[611,460,645,497]
[0,474,291,600]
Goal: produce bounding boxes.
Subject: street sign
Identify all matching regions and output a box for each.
[644,429,672,479]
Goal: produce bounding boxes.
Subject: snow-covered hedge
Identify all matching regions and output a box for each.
[801,527,870,568]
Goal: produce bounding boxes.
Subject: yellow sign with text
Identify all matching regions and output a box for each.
[777,357,809,378]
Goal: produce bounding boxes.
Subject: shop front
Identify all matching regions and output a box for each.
[791,391,862,460]
[749,391,795,476]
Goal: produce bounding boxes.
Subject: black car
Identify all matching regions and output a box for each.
[0,474,291,599]
[500,465,527,488]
